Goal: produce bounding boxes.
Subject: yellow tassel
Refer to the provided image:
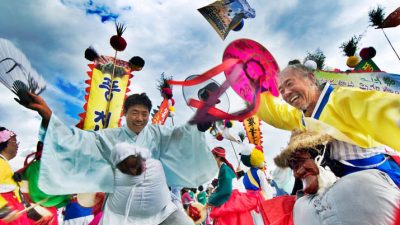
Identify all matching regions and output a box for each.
[250,148,264,168]
[346,56,359,68]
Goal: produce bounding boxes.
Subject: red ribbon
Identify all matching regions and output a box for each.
[167,58,240,86]
[168,58,263,123]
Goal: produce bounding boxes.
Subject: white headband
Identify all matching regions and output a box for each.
[0,130,15,144]
[110,142,151,166]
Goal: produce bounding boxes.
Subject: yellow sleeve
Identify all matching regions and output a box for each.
[256,92,304,130]
[0,160,9,184]
[0,196,6,209]
[332,88,400,150]
[0,160,17,188]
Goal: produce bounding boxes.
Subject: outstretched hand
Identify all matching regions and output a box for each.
[15,92,52,127]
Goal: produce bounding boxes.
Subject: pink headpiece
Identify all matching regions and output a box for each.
[0,130,15,144]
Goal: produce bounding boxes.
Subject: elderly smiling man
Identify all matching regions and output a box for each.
[256,63,400,185]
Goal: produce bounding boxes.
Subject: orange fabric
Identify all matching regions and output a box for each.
[261,195,295,225]
[243,115,263,147]
[151,98,170,125]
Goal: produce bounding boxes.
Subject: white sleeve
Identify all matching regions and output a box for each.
[257,170,274,199]
[152,124,218,187]
[38,114,113,195]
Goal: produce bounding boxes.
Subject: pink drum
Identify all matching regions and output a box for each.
[223,39,280,103]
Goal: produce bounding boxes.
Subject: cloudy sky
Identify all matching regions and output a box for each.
[0,0,399,171]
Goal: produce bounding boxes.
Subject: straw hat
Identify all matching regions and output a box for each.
[274,130,333,168]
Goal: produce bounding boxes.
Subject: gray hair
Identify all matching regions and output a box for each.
[279,63,323,88]
[279,63,313,78]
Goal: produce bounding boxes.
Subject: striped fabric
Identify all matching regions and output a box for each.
[329,140,386,161]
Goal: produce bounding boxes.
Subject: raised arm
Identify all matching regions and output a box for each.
[17,93,116,195]
[257,92,304,130]
[15,92,52,128]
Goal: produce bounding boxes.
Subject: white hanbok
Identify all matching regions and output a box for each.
[101,159,178,225]
[37,115,218,195]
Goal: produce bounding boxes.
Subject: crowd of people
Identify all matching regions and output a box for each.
[0,62,399,225]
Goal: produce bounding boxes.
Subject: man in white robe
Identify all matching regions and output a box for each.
[19,92,218,196]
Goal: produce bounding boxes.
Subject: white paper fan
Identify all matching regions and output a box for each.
[0,38,46,103]
[182,75,230,113]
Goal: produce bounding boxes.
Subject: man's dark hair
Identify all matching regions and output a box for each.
[198,185,204,192]
[123,93,152,112]
[181,188,188,195]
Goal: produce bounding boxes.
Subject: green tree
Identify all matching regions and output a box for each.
[304,48,326,70]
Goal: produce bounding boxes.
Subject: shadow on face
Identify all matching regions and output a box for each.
[289,150,319,194]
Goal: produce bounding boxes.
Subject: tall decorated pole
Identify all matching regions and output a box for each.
[369,6,400,62]
[77,23,145,130]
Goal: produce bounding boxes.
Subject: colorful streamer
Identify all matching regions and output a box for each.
[151,98,170,125]
[243,115,263,150]
[378,7,400,28]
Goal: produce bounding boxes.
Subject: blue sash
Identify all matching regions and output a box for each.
[243,168,261,191]
[343,154,400,186]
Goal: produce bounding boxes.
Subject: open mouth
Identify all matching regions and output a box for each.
[290,95,299,104]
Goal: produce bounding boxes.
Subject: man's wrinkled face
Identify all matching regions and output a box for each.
[278,70,317,111]
[125,105,149,134]
[290,151,319,194]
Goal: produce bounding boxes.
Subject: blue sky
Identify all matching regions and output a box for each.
[0,0,399,171]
